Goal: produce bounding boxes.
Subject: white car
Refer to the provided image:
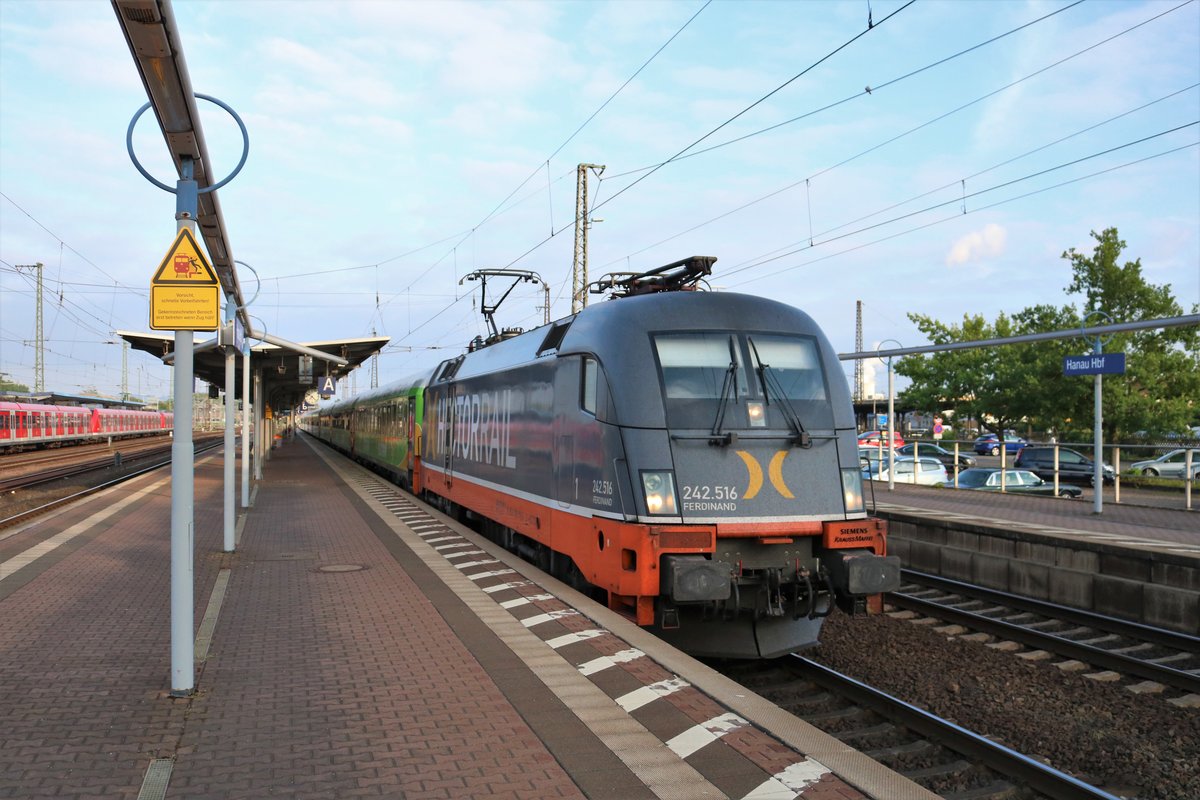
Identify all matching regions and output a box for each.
[873,455,948,486]
[1129,449,1200,479]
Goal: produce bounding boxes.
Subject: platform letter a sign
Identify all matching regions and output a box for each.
[318,376,336,398]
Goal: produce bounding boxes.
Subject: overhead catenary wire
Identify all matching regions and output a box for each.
[495,1,916,279]
[589,1,916,214]
[377,0,716,336]
[389,2,915,348]
[1,262,126,339]
[808,83,1200,243]
[601,0,1089,183]
[0,0,710,379]
[392,0,1181,352]
[727,140,1200,288]
[0,196,147,331]
[716,83,1200,277]
[598,0,1195,272]
[721,123,1199,279]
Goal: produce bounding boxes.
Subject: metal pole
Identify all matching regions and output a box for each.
[1094,370,1103,515]
[169,160,197,696]
[223,304,235,552]
[170,325,194,696]
[1187,450,1194,511]
[887,356,895,492]
[253,368,264,480]
[241,345,250,507]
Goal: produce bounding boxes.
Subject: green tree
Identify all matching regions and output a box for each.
[897,312,1031,439]
[0,373,31,392]
[1060,228,1200,441]
[896,227,1199,442]
[1006,303,1086,437]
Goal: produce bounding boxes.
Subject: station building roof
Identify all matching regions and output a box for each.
[0,391,155,409]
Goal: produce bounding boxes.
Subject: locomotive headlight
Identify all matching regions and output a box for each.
[841,468,864,513]
[746,401,766,427]
[641,471,678,515]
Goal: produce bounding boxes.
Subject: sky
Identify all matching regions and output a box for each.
[2,0,1198,405]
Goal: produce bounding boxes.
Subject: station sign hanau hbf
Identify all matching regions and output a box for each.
[150,228,220,331]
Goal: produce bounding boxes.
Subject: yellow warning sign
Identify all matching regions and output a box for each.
[150,228,220,331]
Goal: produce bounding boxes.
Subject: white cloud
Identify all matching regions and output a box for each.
[945,223,1008,267]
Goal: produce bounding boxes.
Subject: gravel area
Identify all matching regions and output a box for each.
[807,613,1200,800]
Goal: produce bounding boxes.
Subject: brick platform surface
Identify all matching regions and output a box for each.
[0,445,584,800]
[170,442,586,800]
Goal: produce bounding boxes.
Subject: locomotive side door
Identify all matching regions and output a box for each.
[553,358,578,508]
[443,383,456,487]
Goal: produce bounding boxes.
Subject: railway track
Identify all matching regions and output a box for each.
[0,437,225,530]
[720,655,1121,800]
[0,445,169,493]
[889,570,1200,699]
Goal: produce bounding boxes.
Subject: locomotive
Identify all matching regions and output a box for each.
[304,257,899,658]
[0,402,173,452]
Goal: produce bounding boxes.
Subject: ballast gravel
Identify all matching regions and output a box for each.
[807,613,1199,800]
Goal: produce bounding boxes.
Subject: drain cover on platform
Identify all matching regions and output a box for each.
[316,564,367,573]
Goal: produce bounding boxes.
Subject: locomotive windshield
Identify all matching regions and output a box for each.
[746,335,826,400]
[655,333,749,402]
[653,331,832,430]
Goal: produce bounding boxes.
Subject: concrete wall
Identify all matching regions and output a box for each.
[882,511,1200,636]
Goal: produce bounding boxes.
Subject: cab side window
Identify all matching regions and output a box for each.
[582,357,598,416]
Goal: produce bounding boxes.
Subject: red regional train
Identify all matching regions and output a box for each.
[0,402,173,452]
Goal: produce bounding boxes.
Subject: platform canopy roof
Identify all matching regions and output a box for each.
[112,0,251,332]
[115,331,389,413]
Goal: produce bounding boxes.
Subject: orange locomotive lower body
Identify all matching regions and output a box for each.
[418,460,895,648]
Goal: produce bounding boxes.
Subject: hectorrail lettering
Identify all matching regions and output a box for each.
[431,388,517,469]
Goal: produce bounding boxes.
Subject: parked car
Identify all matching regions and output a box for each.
[1013,446,1115,486]
[859,447,909,479]
[858,430,905,449]
[1128,448,1200,479]
[973,432,1027,456]
[858,447,884,478]
[873,456,948,486]
[952,467,1083,498]
[896,442,975,470]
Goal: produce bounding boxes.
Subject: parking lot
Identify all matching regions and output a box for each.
[912,450,1196,510]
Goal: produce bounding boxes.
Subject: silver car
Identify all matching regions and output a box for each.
[873,455,948,486]
[1129,449,1200,479]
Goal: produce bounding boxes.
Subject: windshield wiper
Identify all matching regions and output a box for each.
[748,337,811,448]
[709,336,740,446]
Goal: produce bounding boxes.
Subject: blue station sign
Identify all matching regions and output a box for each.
[1063,352,1126,376]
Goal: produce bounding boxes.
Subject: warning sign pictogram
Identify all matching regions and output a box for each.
[150,228,220,331]
[152,228,219,285]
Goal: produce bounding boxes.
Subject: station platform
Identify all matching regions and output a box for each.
[0,437,933,800]
[868,479,1200,636]
[872,479,1199,552]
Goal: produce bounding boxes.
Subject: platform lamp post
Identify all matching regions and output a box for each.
[126,94,248,698]
[232,263,262,514]
[877,339,902,492]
